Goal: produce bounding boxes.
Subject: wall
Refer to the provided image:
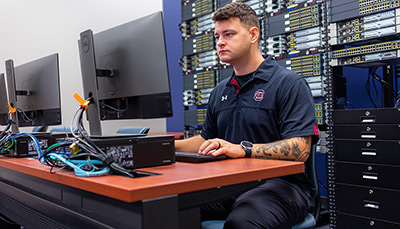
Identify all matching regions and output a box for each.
[163,0,184,132]
[0,0,166,134]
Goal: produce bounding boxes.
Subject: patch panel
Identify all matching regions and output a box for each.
[333,50,399,66]
[265,2,321,36]
[361,44,375,53]
[290,17,300,24]
[329,9,400,45]
[300,14,312,21]
[359,0,399,15]
[375,41,392,51]
[300,21,313,28]
[332,50,346,58]
[182,0,214,21]
[289,9,300,17]
[288,53,320,64]
[294,68,314,77]
[182,31,214,56]
[359,0,375,7]
[183,70,215,90]
[192,1,213,19]
[347,47,361,56]
[184,108,207,126]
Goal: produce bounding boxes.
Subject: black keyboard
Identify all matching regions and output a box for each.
[175,151,227,163]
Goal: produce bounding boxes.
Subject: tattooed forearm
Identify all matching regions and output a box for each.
[252,136,312,162]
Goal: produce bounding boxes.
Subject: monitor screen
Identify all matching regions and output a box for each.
[6,54,62,128]
[79,11,173,135]
[0,73,8,125]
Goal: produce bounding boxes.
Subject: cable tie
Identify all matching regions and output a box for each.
[73,93,90,110]
[7,103,16,114]
[103,156,115,167]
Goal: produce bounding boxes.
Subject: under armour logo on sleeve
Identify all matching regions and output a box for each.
[221,95,228,101]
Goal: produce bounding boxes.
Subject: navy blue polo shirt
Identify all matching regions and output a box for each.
[201,55,318,144]
[201,55,319,201]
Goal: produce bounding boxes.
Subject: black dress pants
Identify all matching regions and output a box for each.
[201,179,308,229]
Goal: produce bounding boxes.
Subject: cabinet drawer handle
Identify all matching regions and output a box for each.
[363,175,378,180]
[361,134,376,139]
[361,118,375,123]
[361,151,376,156]
[364,203,379,209]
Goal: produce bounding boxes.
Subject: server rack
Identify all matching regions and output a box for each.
[327,1,400,228]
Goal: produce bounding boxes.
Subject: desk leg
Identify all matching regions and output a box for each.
[179,207,201,229]
[142,195,179,229]
[142,195,201,229]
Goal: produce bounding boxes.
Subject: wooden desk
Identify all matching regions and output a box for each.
[148,132,184,139]
[0,156,303,228]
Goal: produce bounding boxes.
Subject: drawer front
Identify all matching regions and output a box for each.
[334,124,400,140]
[336,184,400,223]
[336,162,400,190]
[337,213,400,229]
[334,139,400,165]
[333,108,400,124]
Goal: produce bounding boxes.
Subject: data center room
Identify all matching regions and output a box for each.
[1,0,400,228]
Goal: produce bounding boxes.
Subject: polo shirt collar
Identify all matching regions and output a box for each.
[226,55,278,86]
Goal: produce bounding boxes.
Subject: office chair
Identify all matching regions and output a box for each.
[201,145,320,229]
[49,127,77,133]
[292,144,320,229]
[116,126,150,135]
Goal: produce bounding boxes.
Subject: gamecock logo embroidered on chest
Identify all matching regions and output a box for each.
[253,89,265,101]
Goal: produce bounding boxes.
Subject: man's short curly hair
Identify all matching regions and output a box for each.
[212,2,259,29]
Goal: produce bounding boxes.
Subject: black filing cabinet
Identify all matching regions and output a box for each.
[333,108,400,228]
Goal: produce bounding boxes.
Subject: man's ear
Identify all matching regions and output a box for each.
[249,26,259,44]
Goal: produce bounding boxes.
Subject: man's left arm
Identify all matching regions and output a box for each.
[252,136,311,162]
[198,135,312,162]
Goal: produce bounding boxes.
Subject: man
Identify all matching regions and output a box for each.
[175,2,319,228]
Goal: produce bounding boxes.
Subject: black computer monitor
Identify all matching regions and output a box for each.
[0,73,8,125]
[5,54,62,133]
[78,11,173,136]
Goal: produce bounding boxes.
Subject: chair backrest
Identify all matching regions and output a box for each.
[306,144,319,198]
[305,144,321,220]
[291,143,320,229]
[116,126,150,135]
